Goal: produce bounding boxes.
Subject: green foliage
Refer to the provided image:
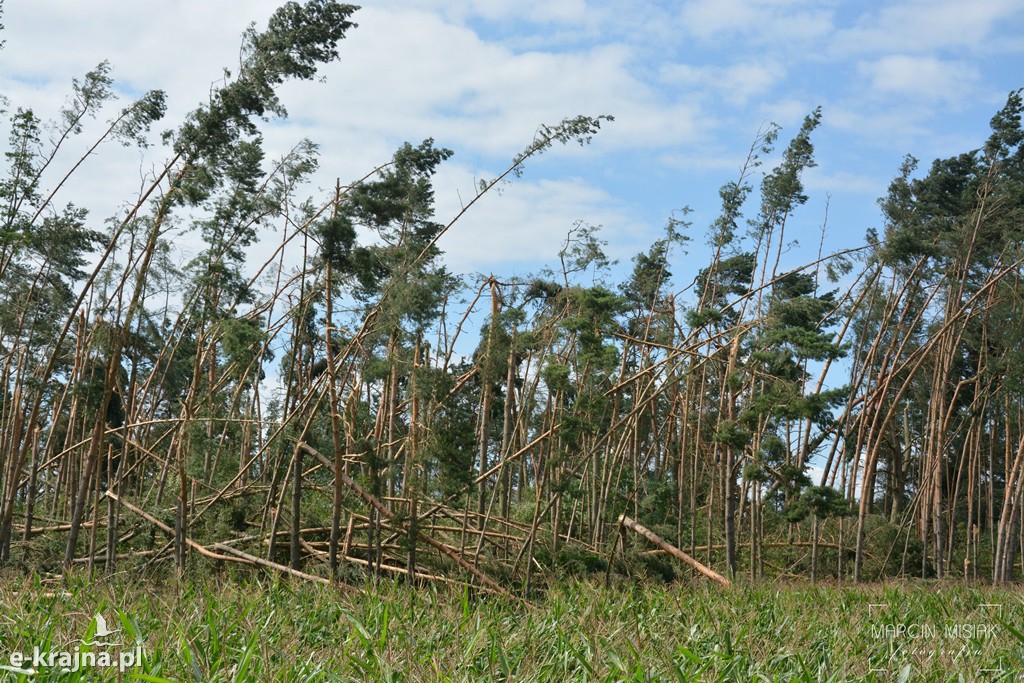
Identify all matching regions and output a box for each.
[340,138,455,333]
[560,284,626,369]
[877,89,1024,270]
[63,61,114,133]
[166,1,355,232]
[713,419,750,450]
[248,1,359,84]
[2,108,42,224]
[314,214,358,273]
[172,1,358,162]
[757,107,821,229]
[858,517,926,580]
[785,486,852,523]
[218,316,270,384]
[507,114,614,180]
[419,366,477,500]
[542,362,572,393]
[620,221,687,339]
[111,90,167,148]
[711,124,778,248]
[691,251,756,328]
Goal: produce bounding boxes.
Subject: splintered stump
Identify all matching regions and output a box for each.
[617,514,731,587]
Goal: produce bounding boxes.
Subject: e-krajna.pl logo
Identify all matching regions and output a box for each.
[3,613,143,675]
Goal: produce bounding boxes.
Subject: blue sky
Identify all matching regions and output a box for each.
[1,0,1023,289]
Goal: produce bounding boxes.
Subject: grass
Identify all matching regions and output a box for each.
[0,571,1022,681]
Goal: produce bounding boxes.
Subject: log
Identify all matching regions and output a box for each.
[339,554,504,593]
[106,491,236,563]
[209,543,351,590]
[618,514,730,587]
[72,549,161,564]
[641,541,855,556]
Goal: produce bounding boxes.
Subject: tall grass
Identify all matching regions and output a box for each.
[0,573,1020,681]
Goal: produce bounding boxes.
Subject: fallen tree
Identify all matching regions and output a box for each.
[618,515,731,587]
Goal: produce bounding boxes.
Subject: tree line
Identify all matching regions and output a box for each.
[2,0,1024,591]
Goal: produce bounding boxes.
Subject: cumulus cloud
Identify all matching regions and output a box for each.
[824,104,935,154]
[0,1,666,274]
[271,6,707,159]
[389,0,592,25]
[1,0,282,110]
[758,98,818,128]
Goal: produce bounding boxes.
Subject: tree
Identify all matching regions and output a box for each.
[786,485,851,582]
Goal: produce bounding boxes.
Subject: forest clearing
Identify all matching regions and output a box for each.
[2,0,1024,679]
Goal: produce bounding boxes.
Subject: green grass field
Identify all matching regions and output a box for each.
[1,573,1021,681]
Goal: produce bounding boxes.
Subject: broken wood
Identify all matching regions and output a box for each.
[108,491,354,590]
[105,491,236,563]
[641,541,855,555]
[339,554,503,593]
[72,549,160,564]
[618,514,730,587]
[298,441,514,599]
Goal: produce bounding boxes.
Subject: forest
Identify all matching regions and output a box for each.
[3,0,1024,600]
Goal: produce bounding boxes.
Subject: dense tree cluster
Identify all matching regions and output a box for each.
[2,0,1023,590]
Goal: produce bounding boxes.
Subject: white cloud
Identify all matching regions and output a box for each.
[826,105,932,150]
[678,0,835,44]
[758,98,817,128]
[804,168,886,196]
[469,0,591,24]
[680,0,761,37]
[0,1,684,272]
[661,61,785,105]
[2,0,1020,289]
[1,0,282,111]
[858,55,980,105]
[660,151,754,176]
[833,0,1024,55]
[431,170,651,274]
[268,5,708,162]
[390,0,592,24]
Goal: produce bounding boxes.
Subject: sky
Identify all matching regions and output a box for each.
[1,0,1023,290]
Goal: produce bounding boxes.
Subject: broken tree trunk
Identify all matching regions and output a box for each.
[107,491,353,589]
[618,514,731,587]
[298,441,514,599]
